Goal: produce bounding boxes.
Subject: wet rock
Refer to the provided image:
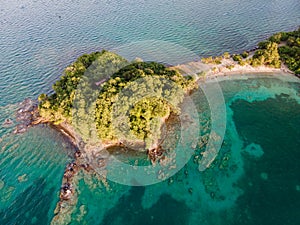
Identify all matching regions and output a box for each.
[147,145,165,163]
[68,162,78,172]
[63,162,79,180]
[74,150,82,158]
[80,163,92,172]
[60,189,72,200]
[2,118,13,127]
[63,170,73,179]
[13,98,43,134]
[62,182,72,190]
[60,182,73,200]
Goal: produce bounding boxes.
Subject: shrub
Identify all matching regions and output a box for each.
[241,51,249,58]
[226,65,234,70]
[238,60,246,66]
[269,33,282,44]
[232,54,242,62]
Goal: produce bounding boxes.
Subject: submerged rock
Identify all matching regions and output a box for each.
[31,217,38,224]
[13,124,27,134]
[13,98,42,134]
[17,174,28,183]
[260,172,268,180]
[93,149,110,159]
[244,143,264,158]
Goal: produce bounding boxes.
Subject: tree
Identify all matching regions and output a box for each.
[241,51,249,58]
[232,54,242,62]
[95,61,195,142]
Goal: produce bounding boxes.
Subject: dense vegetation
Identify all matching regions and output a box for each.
[38,27,299,144]
[250,27,300,72]
[250,41,281,68]
[38,52,196,145]
[201,27,300,75]
[38,51,108,124]
[95,61,196,143]
[275,28,300,74]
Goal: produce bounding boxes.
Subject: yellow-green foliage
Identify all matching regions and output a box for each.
[95,61,196,141]
[276,28,300,74]
[226,65,235,70]
[201,56,222,64]
[241,51,249,58]
[250,41,281,68]
[223,52,230,59]
[249,27,300,72]
[232,54,243,62]
[129,97,170,139]
[38,50,128,124]
[38,51,105,122]
[238,60,247,66]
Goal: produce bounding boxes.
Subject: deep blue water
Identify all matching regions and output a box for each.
[1,0,300,224]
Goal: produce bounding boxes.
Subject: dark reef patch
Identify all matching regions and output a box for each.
[100,186,190,225]
[230,94,300,225]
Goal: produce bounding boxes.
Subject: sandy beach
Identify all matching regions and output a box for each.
[171,56,295,82]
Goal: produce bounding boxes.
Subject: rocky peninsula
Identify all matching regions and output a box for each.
[10,27,299,224]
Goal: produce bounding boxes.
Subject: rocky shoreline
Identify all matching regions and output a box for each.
[10,54,298,223]
[12,97,169,219]
[12,99,96,212]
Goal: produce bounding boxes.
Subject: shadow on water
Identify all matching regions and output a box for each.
[100,186,190,225]
[231,94,300,225]
[0,178,55,225]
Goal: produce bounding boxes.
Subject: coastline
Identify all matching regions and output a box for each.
[14,53,298,161]
[171,56,295,82]
[6,60,298,225]
[11,45,297,224]
[14,54,297,163]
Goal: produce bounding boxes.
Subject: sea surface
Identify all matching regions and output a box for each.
[1,0,300,224]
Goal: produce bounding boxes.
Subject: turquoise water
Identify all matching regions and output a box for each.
[0,123,73,224]
[61,74,300,225]
[1,0,300,224]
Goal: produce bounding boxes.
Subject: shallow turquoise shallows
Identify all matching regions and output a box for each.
[1,0,300,224]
